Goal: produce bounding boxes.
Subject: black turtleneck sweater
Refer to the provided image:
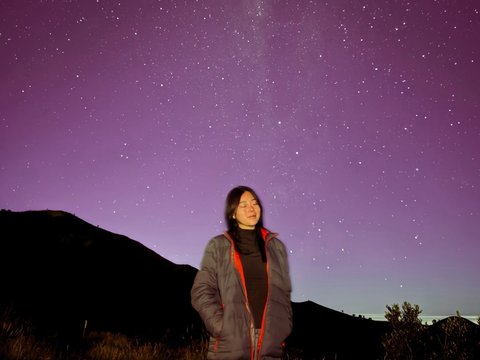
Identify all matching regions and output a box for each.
[236,228,268,329]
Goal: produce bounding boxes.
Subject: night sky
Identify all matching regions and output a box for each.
[1,1,479,317]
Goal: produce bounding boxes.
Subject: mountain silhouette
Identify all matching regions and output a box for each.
[0,209,201,345]
[288,300,389,358]
[0,209,395,358]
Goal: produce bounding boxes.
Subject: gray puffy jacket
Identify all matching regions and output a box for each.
[191,229,292,359]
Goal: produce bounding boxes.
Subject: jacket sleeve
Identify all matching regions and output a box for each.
[191,239,224,337]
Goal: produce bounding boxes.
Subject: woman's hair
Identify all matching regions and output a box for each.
[225,185,266,260]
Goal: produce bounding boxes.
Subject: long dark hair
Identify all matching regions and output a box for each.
[225,185,266,261]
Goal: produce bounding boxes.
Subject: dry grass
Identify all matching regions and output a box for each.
[85,331,207,360]
[0,309,207,360]
[1,310,57,360]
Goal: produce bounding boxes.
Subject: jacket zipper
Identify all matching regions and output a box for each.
[257,232,271,358]
[226,230,273,360]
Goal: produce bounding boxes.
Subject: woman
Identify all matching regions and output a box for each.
[191,186,292,359]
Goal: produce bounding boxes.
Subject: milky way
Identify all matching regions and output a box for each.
[1,0,479,317]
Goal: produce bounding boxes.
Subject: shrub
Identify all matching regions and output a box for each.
[440,311,469,360]
[382,302,427,360]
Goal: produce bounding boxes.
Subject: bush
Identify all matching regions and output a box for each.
[440,311,469,360]
[382,302,427,359]
[382,302,480,360]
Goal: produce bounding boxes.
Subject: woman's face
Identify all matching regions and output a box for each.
[235,191,261,230]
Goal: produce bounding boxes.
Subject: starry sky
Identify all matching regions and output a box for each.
[1,0,479,317]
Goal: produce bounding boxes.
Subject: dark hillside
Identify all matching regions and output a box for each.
[0,209,201,344]
[287,300,390,359]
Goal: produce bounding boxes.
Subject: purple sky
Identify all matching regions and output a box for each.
[1,1,479,317]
